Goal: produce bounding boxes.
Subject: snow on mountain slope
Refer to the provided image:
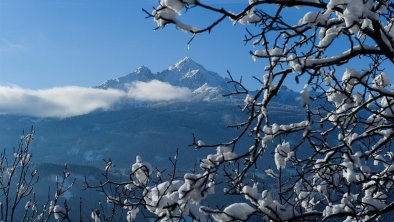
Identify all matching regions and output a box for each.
[193,84,226,101]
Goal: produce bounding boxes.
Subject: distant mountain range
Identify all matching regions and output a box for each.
[98,57,228,90]
[96,57,234,102]
[96,57,302,105]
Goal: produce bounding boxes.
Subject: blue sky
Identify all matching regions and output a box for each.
[0,0,269,90]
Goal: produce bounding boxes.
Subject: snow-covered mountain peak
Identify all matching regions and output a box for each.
[156,57,227,90]
[168,57,204,72]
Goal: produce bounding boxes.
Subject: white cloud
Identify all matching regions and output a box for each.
[0,81,194,118]
[127,80,192,101]
[0,85,126,118]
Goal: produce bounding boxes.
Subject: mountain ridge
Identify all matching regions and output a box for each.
[96,57,231,101]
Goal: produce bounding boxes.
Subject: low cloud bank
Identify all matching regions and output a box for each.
[0,86,125,118]
[127,80,192,101]
[0,80,193,118]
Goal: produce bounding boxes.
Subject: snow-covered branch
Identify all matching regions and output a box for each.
[88,0,394,221]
